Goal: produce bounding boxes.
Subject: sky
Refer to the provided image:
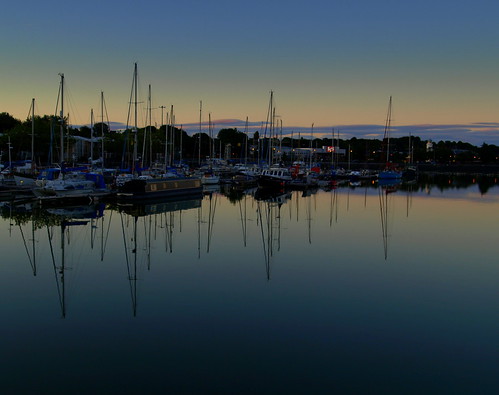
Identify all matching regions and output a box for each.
[1,0,499,145]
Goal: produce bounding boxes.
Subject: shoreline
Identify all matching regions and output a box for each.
[339,162,499,176]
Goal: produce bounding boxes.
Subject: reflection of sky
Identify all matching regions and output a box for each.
[1,187,498,392]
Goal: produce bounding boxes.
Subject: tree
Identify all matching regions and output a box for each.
[479,143,498,164]
[0,112,20,134]
[92,122,110,136]
[218,128,247,159]
[79,126,91,138]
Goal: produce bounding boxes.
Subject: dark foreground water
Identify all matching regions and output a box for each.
[1,177,498,394]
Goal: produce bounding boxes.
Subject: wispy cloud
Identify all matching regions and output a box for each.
[84,119,499,146]
[179,120,499,146]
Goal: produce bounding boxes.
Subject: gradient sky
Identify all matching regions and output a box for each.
[2,0,499,144]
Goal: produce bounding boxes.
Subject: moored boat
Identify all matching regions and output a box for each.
[117,176,202,200]
[257,168,293,189]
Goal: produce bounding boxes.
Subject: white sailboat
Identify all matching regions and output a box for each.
[378,96,402,181]
[34,74,109,199]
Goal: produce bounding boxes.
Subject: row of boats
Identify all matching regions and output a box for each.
[0,160,413,205]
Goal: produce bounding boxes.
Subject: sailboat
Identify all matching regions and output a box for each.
[116,64,202,201]
[200,113,220,185]
[378,96,402,181]
[257,91,294,189]
[13,99,38,187]
[34,74,110,200]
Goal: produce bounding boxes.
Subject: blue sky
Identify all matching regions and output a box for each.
[1,0,499,145]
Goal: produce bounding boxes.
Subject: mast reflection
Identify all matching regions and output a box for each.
[118,194,202,316]
[255,188,291,280]
[378,179,401,260]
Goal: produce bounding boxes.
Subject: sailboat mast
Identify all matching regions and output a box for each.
[279,119,282,162]
[309,123,314,169]
[101,91,105,170]
[179,124,183,164]
[7,136,12,173]
[148,85,152,168]
[208,113,212,160]
[31,98,35,165]
[271,92,274,165]
[384,96,392,163]
[409,133,412,165]
[169,105,174,167]
[159,105,166,171]
[199,100,202,166]
[331,128,336,169]
[90,108,94,167]
[142,84,151,168]
[171,111,176,167]
[132,63,138,173]
[244,116,248,166]
[59,73,65,164]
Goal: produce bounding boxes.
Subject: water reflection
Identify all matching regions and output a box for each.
[378,180,400,260]
[1,174,498,318]
[2,202,105,317]
[255,188,291,280]
[117,195,203,316]
[1,175,498,393]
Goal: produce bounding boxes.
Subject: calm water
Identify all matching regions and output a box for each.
[1,177,498,394]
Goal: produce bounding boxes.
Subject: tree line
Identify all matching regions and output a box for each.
[1,111,499,167]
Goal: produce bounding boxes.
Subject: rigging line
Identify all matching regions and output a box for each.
[70,226,92,285]
[90,218,97,249]
[329,190,333,227]
[207,193,218,253]
[197,206,202,259]
[123,214,138,315]
[103,94,111,127]
[277,205,282,251]
[238,199,247,247]
[18,225,35,274]
[267,204,272,277]
[268,204,274,257]
[164,212,171,253]
[256,201,269,272]
[101,209,112,261]
[378,189,388,260]
[130,216,138,316]
[47,226,64,313]
[154,214,158,241]
[165,212,171,253]
[146,215,153,271]
[64,81,82,127]
[54,77,62,117]
[122,66,136,168]
[169,211,174,253]
[25,99,34,122]
[119,212,131,281]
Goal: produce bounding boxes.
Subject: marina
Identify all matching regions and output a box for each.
[3,1,499,391]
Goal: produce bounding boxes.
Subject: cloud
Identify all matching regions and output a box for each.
[177,120,499,146]
[81,118,499,146]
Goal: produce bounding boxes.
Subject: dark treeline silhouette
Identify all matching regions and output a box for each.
[1,111,499,166]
